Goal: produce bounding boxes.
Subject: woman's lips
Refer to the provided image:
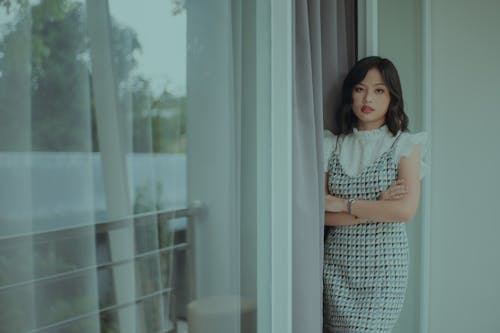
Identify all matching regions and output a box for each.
[361,105,374,113]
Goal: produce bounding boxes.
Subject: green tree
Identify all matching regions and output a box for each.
[0,0,186,153]
[0,0,143,152]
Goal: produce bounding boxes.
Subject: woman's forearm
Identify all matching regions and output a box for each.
[324,212,370,226]
[325,194,417,222]
[350,199,416,222]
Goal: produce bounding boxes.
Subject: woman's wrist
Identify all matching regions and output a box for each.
[343,198,349,213]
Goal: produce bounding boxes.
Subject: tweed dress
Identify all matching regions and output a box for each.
[323,133,409,333]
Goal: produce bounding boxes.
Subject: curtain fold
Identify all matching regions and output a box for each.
[293,1,323,333]
[293,1,356,331]
[321,0,357,133]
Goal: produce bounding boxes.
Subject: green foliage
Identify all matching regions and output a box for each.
[0,287,34,332]
[151,91,186,153]
[30,0,92,151]
[130,76,186,154]
[0,0,186,153]
[171,0,185,15]
[0,0,28,14]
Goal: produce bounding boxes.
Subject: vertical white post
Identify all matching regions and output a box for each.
[365,0,378,56]
[185,1,241,332]
[86,1,137,332]
[357,0,378,58]
[270,0,293,332]
[256,0,272,332]
[420,0,431,332]
[185,0,239,301]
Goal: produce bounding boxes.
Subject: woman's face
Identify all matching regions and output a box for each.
[351,68,391,130]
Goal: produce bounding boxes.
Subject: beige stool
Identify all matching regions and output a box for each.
[187,295,256,333]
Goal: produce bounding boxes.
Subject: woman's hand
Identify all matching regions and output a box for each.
[378,179,408,201]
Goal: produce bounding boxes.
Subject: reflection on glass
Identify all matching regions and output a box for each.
[0,0,187,331]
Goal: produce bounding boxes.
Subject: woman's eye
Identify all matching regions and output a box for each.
[375,88,385,94]
[354,87,364,92]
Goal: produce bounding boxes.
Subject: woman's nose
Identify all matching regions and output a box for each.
[363,91,373,103]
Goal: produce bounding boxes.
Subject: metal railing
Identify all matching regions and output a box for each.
[0,206,196,333]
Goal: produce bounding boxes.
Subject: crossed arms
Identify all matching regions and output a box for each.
[324,145,421,226]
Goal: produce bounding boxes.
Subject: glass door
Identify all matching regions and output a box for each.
[0,0,270,332]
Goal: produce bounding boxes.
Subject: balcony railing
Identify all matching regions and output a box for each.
[0,207,195,333]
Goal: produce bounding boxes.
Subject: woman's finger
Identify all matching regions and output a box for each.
[393,186,408,194]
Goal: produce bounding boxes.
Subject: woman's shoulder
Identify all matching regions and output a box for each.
[396,130,429,179]
[323,129,338,148]
[396,131,428,156]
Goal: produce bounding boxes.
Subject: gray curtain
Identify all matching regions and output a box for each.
[321,0,357,132]
[292,1,356,332]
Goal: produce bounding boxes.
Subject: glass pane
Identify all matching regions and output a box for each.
[0,0,270,331]
[107,0,187,214]
[0,0,187,331]
[0,1,99,331]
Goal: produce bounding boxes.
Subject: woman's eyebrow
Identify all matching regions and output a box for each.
[356,82,386,86]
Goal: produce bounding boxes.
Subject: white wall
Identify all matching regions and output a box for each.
[429,0,500,332]
[378,1,423,332]
[380,0,500,332]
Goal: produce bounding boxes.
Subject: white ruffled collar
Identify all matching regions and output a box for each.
[353,125,391,141]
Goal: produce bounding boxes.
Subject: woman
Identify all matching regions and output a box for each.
[323,56,427,332]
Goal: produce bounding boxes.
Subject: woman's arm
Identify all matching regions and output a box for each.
[325,212,368,226]
[325,145,421,222]
[324,178,407,226]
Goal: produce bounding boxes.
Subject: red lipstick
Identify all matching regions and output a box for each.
[361,105,374,113]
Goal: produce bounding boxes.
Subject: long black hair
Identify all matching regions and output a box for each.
[333,56,408,136]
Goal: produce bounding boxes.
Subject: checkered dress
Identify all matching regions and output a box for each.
[323,134,409,333]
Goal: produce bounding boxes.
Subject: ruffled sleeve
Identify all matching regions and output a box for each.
[323,130,337,172]
[395,131,429,180]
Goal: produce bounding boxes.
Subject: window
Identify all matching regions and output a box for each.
[0,0,186,331]
[0,0,279,332]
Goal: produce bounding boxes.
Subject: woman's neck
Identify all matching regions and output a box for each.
[356,122,385,131]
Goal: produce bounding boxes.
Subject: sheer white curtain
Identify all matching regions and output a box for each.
[185,1,259,332]
[186,0,241,299]
[0,1,184,332]
[293,0,356,331]
[0,0,271,332]
[0,1,101,331]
